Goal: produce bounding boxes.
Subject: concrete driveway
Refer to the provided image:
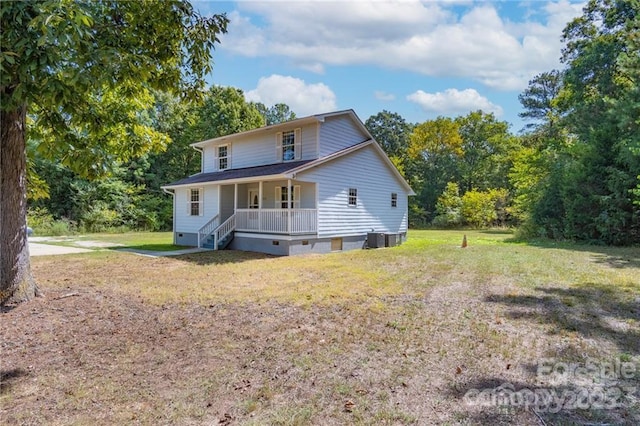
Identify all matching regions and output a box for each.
[29,242,93,257]
[28,238,206,257]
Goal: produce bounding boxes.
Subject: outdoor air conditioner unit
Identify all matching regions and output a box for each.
[385,233,398,247]
[367,232,385,249]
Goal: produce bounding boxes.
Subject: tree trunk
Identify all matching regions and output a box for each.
[1,103,40,305]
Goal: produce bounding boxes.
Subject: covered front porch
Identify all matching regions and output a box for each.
[198,179,317,248]
[226,179,316,234]
[224,179,316,235]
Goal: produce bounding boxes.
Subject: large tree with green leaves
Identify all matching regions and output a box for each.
[0,0,228,304]
[517,70,565,135]
[560,0,639,244]
[252,102,297,126]
[513,0,639,244]
[406,117,463,223]
[193,86,265,141]
[406,112,517,225]
[454,111,516,193]
[365,110,413,161]
[512,71,570,237]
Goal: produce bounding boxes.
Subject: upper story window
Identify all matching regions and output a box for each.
[282,131,295,161]
[276,128,301,162]
[189,188,202,216]
[391,193,398,207]
[348,188,357,207]
[217,144,229,171]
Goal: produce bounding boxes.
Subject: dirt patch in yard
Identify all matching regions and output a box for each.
[2,285,541,425]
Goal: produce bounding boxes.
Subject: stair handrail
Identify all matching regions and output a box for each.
[197,214,219,248]
[213,213,236,250]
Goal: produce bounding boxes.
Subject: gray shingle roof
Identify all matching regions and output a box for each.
[164,160,314,187]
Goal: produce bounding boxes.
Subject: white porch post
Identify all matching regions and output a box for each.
[287,179,292,233]
[234,183,238,212]
[258,181,263,232]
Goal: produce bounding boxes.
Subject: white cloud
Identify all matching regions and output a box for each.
[297,62,325,74]
[374,91,396,101]
[221,11,265,57]
[221,1,585,91]
[407,88,504,116]
[245,75,337,117]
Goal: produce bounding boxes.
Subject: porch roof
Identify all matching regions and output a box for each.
[163,160,314,188]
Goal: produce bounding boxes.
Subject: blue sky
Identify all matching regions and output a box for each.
[194,1,585,132]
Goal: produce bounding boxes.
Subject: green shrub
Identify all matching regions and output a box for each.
[81,203,123,233]
[27,207,76,236]
[433,182,462,228]
[461,190,496,228]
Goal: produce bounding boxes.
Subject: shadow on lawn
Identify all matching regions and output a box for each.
[447,375,639,425]
[486,285,640,355]
[479,229,515,235]
[504,237,640,269]
[0,368,28,395]
[171,249,275,266]
[112,244,190,252]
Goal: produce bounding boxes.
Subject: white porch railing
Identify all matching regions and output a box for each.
[197,214,219,248]
[235,208,317,234]
[213,214,236,250]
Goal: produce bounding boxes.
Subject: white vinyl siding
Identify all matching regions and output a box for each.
[318,114,369,157]
[220,185,235,221]
[199,124,316,172]
[173,185,219,234]
[196,112,367,173]
[296,145,408,238]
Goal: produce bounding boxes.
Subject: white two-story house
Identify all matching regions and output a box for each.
[162,109,414,255]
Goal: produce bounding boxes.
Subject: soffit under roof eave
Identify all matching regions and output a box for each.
[160,173,298,190]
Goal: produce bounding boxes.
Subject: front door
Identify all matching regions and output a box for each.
[248,189,259,209]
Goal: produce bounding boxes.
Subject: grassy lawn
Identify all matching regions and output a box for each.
[3,230,639,425]
[68,231,175,245]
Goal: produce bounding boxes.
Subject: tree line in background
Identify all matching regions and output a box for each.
[27,0,638,245]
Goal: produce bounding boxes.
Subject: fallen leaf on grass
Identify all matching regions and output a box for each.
[233,379,251,392]
[344,399,355,412]
[219,413,234,425]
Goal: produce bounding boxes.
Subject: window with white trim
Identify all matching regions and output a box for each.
[348,188,357,206]
[275,185,301,209]
[189,188,202,216]
[276,128,301,162]
[217,144,229,171]
[391,192,398,207]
